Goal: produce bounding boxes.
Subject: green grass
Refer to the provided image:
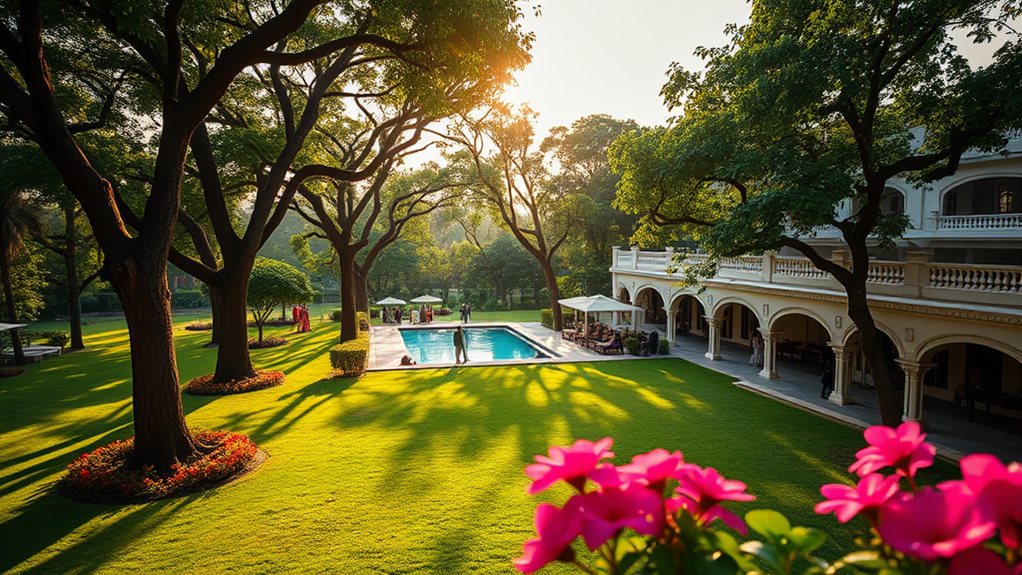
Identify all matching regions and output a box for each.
[0,316,952,574]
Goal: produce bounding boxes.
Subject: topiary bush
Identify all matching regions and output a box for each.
[658,339,670,354]
[540,308,553,329]
[184,320,214,331]
[624,333,641,355]
[171,289,209,309]
[330,333,370,378]
[330,308,343,322]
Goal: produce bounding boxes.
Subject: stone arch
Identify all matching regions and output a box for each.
[940,175,1022,215]
[840,322,905,358]
[668,290,709,312]
[634,284,668,324]
[915,333,1022,365]
[768,307,835,344]
[616,284,633,304]
[710,296,763,326]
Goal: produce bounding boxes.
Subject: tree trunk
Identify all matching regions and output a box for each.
[339,252,358,341]
[64,205,85,350]
[540,259,563,331]
[111,259,199,469]
[0,255,26,365]
[845,285,902,425]
[354,267,369,313]
[207,287,222,347]
[212,276,257,382]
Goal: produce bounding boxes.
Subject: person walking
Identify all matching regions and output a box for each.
[459,303,467,323]
[820,360,835,399]
[454,325,469,365]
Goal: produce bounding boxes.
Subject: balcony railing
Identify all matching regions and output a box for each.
[936,213,1022,230]
[611,248,1022,303]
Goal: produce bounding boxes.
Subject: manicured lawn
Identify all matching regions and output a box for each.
[0,318,951,574]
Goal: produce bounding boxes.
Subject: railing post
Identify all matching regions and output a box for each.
[928,210,940,231]
[611,246,621,269]
[630,246,639,270]
[761,252,775,283]
[903,250,929,297]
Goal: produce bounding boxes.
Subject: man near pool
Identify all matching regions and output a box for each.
[454,326,468,365]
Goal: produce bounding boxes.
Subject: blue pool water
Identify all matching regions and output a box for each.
[400,327,545,364]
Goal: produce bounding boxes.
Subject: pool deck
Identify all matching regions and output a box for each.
[368,321,633,371]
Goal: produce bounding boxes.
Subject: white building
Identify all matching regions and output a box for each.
[610,131,1022,430]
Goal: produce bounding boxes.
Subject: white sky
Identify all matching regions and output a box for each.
[497,0,1017,138]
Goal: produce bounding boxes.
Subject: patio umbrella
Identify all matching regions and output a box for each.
[375,297,407,306]
[409,295,443,304]
[0,323,27,332]
[558,294,644,333]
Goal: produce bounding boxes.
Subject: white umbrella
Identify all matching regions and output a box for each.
[410,295,443,304]
[375,296,407,306]
[558,294,644,333]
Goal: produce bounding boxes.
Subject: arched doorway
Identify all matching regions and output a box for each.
[843,327,903,389]
[703,299,762,362]
[671,294,707,339]
[919,340,1022,434]
[635,287,666,326]
[769,311,833,373]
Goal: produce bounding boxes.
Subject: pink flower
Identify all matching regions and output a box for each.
[815,473,901,524]
[948,546,1020,575]
[877,486,996,561]
[525,438,614,494]
[849,422,936,478]
[577,484,664,550]
[514,500,585,573]
[590,449,684,492]
[668,465,755,535]
[958,454,1022,549]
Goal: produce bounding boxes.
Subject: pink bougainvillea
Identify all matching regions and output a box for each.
[815,473,901,524]
[668,464,755,534]
[525,437,615,494]
[848,421,935,478]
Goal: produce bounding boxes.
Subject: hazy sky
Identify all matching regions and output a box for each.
[499,0,1017,138]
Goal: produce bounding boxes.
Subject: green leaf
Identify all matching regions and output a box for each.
[739,541,785,574]
[745,509,791,540]
[787,526,826,554]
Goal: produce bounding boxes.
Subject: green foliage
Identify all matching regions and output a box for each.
[330,309,343,322]
[248,258,316,314]
[329,334,370,378]
[0,243,47,321]
[624,333,641,355]
[40,330,70,349]
[658,339,670,355]
[171,289,209,309]
[540,309,553,330]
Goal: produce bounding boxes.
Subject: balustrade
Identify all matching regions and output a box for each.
[936,213,1022,230]
[928,264,1022,294]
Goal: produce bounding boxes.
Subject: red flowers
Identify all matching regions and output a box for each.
[668,464,755,534]
[525,437,614,494]
[815,473,900,524]
[183,370,285,395]
[877,486,995,561]
[61,430,258,502]
[848,421,935,479]
[516,440,753,573]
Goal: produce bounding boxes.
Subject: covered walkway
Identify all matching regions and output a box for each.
[669,334,1022,462]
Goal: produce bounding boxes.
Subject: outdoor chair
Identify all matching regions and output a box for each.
[593,335,623,355]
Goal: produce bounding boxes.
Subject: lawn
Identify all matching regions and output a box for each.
[0,317,950,574]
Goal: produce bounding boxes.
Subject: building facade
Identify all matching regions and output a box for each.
[610,133,1022,429]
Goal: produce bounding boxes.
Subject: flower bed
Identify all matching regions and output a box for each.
[60,430,258,503]
[248,336,287,349]
[183,370,284,395]
[0,367,26,378]
[516,423,1022,574]
[184,320,213,331]
[246,319,296,327]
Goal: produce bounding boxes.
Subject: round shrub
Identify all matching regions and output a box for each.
[248,336,287,349]
[330,334,370,378]
[183,370,285,395]
[60,430,258,503]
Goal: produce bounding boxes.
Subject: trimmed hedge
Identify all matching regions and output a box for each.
[658,339,670,355]
[540,308,553,329]
[330,333,370,378]
[356,311,369,333]
[330,308,342,322]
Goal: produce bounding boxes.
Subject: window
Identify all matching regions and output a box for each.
[944,191,958,215]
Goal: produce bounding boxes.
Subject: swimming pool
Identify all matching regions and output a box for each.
[399,327,548,364]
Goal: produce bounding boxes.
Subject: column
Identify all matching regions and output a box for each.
[828,344,856,405]
[896,359,926,423]
[759,330,779,380]
[704,316,721,360]
[666,311,676,344]
[630,246,640,269]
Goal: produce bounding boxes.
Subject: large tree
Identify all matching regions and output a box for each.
[447,107,583,330]
[0,187,43,364]
[542,114,639,296]
[611,0,1022,424]
[0,0,361,468]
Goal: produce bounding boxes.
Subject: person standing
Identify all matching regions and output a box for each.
[454,325,468,365]
[820,360,835,399]
[396,307,402,324]
[466,303,472,323]
[750,332,764,367]
[300,304,311,332]
[459,303,467,323]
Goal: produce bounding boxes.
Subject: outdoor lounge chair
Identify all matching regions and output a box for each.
[592,335,623,355]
